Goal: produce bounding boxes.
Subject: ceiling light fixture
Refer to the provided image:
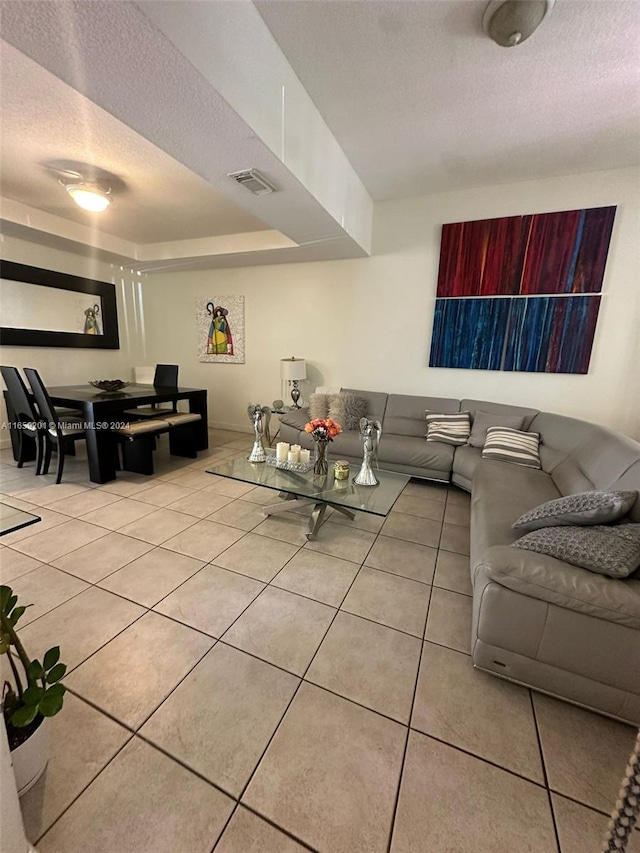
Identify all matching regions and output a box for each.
[62,181,112,212]
[483,0,555,47]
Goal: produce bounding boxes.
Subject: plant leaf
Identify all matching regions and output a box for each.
[10,704,38,727]
[6,595,17,615]
[39,690,64,717]
[8,606,26,626]
[22,685,44,706]
[46,663,66,684]
[43,647,60,670]
[0,586,12,612]
[0,635,10,655]
[44,683,65,698]
[27,660,44,682]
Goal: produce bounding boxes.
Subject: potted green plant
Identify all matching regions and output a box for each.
[1,585,67,796]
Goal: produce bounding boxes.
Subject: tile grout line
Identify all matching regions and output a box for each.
[33,725,138,845]
[383,526,436,853]
[530,690,563,853]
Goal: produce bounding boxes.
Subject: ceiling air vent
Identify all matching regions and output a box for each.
[227,169,277,196]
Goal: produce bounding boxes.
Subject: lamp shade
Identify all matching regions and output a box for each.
[280,357,306,381]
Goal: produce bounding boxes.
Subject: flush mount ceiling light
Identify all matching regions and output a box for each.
[483,0,555,47]
[62,180,112,212]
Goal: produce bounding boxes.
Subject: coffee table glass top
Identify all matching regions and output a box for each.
[0,502,41,537]
[207,457,409,516]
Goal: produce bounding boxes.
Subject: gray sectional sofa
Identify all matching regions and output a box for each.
[279,391,640,725]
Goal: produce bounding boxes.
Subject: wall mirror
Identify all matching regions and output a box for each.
[0,261,120,349]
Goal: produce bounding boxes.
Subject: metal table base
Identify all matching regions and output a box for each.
[262,492,356,540]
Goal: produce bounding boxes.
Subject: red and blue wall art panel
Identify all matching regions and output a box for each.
[429,206,616,373]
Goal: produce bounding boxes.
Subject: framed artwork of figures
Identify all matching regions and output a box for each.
[196,296,245,364]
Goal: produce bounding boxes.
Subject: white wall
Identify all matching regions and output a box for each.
[141,166,639,438]
[0,234,146,445]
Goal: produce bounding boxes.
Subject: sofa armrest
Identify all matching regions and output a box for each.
[278,408,309,431]
[478,545,640,629]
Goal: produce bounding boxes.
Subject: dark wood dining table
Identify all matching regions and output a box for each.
[46,384,208,484]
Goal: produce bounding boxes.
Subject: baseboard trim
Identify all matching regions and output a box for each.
[212,422,252,435]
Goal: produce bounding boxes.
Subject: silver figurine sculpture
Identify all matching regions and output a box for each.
[354,417,382,486]
[247,403,271,463]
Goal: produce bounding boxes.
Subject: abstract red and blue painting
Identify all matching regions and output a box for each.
[430,206,615,373]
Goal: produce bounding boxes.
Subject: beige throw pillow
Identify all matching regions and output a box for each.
[308,393,330,420]
[328,392,368,430]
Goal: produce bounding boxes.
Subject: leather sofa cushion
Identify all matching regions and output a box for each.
[468,410,526,447]
[461,399,538,431]
[452,444,482,482]
[279,409,309,431]
[384,394,459,438]
[529,413,640,497]
[323,430,367,459]
[379,435,454,472]
[471,459,560,565]
[529,411,598,455]
[481,544,640,629]
[343,389,388,423]
[612,461,640,522]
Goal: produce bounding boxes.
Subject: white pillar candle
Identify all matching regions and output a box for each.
[291,444,301,453]
[276,442,290,462]
[299,449,311,465]
[288,449,300,464]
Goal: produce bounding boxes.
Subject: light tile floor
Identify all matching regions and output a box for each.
[1,429,638,853]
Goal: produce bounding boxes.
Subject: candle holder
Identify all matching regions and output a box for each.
[265,450,314,473]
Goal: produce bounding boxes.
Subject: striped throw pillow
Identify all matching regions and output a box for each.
[482,427,541,468]
[425,412,471,446]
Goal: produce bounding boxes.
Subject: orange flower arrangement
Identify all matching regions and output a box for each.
[304,417,342,441]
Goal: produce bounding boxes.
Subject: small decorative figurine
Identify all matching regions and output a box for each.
[83,304,101,335]
[354,418,382,486]
[247,403,270,462]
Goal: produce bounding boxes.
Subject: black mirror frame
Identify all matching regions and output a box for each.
[0,260,120,349]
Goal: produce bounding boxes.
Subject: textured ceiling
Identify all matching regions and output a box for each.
[1,0,638,267]
[0,42,270,243]
[256,0,640,200]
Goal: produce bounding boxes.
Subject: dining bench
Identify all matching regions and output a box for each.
[113,412,202,475]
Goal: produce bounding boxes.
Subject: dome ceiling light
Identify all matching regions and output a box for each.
[62,180,112,212]
[483,0,555,47]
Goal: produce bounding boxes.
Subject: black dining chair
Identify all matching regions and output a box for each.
[1,366,44,474]
[124,364,179,419]
[24,368,86,484]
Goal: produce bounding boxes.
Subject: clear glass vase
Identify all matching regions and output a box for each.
[313,439,330,475]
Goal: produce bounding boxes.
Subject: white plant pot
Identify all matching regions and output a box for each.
[10,718,48,797]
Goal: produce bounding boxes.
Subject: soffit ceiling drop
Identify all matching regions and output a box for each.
[0,0,371,270]
[0,43,271,244]
[256,0,640,200]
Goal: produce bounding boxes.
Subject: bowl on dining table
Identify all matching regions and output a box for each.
[89,379,130,393]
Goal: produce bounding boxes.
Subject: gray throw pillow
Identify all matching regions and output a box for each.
[513,490,638,532]
[468,410,526,448]
[328,392,367,430]
[308,393,329,420]
[512,523,640,579]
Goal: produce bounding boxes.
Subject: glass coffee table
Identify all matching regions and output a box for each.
[206,457,410,540]
[0,502,41,537]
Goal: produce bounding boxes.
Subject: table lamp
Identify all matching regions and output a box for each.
[280,357,306,409]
